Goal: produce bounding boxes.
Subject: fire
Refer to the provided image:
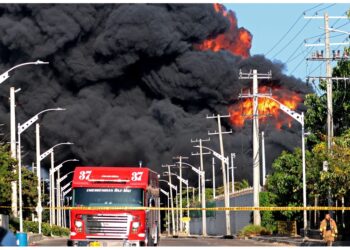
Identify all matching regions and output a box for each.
[228,86,302,129]
[195,4,252,58]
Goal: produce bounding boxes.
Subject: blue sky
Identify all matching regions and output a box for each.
[224,3,350,84]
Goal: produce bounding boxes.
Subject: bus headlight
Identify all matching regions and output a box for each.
[132,221,140,231]
[75,220,83,228]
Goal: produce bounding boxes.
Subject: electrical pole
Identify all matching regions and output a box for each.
[36,123,43,234]
[161,165,176,236]
[261,132,266,186]
[230,153,236,193]
[173,156,188,233]
[10,87,18,218]
[207,114,232,237]
[191,138,210,237]
[212,158,216,199]
[239,69,272,226]
[51,152,56,225]
[304,12,350,151]
[324,12,333,151]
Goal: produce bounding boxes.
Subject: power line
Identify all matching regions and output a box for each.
[314,3,337,14]
[272,19,312,60]
[264,3,324,56]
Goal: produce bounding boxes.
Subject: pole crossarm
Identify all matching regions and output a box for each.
[306,76,350,81]
[305,42,349,47]
[304,15,349,19]
[239,69,272,80]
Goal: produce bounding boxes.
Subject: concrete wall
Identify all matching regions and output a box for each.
[189,188,253,236]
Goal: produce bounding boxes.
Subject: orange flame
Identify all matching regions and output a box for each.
[228,86,302,129]
[196,3,252,58]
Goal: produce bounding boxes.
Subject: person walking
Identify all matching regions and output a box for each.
[320,213,338,246]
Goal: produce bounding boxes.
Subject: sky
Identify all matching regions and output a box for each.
[225,3,350,86]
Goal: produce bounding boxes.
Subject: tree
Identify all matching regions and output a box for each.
[305,48,350,137]
[0,144,38,217]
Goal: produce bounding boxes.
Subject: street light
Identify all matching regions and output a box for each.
[1,60,49,219]
[160,189,170,236]
[159,178,177,236]
[50,159,78,226]
[259,95,308,236]
[193,144,232,236]
[177,162,203,202]
[164,172,190,220]
[60,180,72,228]
[40,143,74,226]
[17,107,64,233]
[0,60,49,84]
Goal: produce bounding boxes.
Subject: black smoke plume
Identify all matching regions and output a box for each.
[0,4,312,185]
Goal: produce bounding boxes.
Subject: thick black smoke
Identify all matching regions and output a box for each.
[0,4,312,185]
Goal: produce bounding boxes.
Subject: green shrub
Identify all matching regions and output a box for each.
[51,225,69,236]
[9,218,69,237]
[24,221,38,233]
[239,224,271,237]
[42,223,52,236]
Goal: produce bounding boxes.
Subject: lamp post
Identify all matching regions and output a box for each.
[61,181,72,228]
[164,172,190,220]
[160,189,170,236]
[50,159,78,226]
[159,179,177,236]
[40,143,74,226]
[1,60,49,218]
[259,95,308,236]
[178,162,203,203]
[17,107,64,233]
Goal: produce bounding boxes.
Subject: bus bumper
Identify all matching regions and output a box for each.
[67,239,141,247]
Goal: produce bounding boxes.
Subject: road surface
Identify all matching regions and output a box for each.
[33,236,286,247]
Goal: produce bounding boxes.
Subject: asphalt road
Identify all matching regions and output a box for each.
[33,236,285,247]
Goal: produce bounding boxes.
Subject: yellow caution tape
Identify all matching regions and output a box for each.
[1,205,350,211]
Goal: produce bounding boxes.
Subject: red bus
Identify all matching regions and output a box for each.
[67,166,160,247]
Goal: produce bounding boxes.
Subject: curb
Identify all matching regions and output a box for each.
[28,233,43,245]
[248,236,325,246]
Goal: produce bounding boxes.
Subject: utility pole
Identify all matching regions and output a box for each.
[261,132,266,186]
[173,156,188,233]
[230,153,236,193]
[207,114,232,237]
[239,69,272,226]
[304,12,350,151]
[36,123,43,234]
[51,152,56,225]
[161,165,176,236]
[212,158,216,199]
[191,138,210,237]
[10,87,18,218]
[325,12,333,151]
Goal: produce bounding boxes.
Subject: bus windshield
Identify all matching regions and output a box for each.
[73,188,144,207]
